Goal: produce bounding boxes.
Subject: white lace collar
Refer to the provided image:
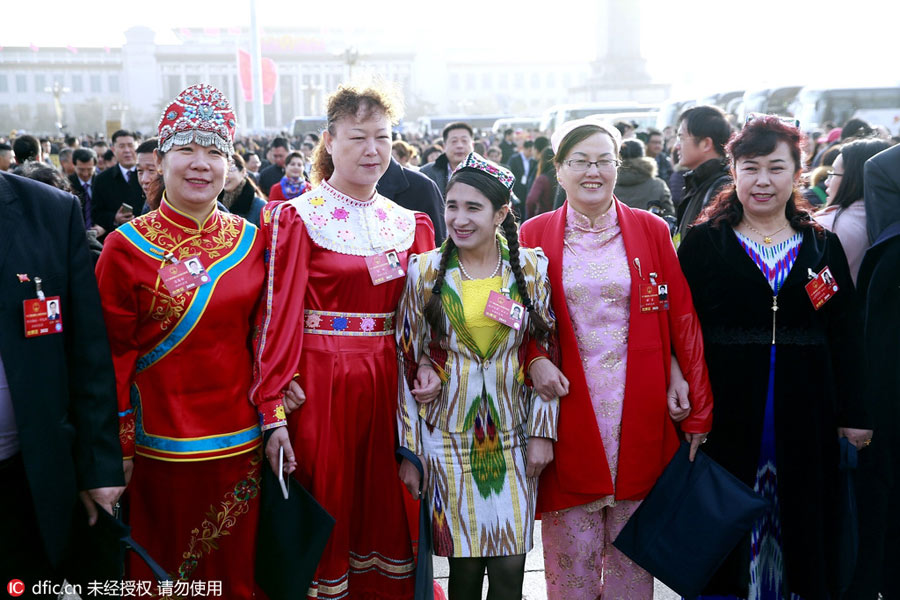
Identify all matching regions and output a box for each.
[289,180,417,256]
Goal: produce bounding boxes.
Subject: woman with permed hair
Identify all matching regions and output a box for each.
[251,83,436,599]
[396,152,565,599]
[678,115,872,598]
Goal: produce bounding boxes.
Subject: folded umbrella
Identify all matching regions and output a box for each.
[397,447,434,600]
[255,462,335,600]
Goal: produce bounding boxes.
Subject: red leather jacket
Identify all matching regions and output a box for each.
[520,200,713,512]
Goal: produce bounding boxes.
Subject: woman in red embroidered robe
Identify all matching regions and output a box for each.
[252,85,435,600]
[95,84,265,597]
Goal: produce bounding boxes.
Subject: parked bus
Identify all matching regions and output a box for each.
[789,85,900,134]
[491,116,542,135]
[656,98,695,130]
[539,102,657,135]
[738,86,802,123]
[291,116,328,138]
[416,114,510,137]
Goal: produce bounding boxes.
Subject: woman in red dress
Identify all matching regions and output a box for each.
[95,84,264,597]
[267,150,310,201]
[252,85,435,600]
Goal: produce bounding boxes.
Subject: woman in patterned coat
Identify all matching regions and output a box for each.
[397,152,567,600]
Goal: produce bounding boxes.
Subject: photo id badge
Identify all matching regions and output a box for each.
[639,283,670,312]
[365,251,405,286]
[484,290,525,330]
[158,255,210,297]
[23,296,63,338]
[805,266,839,310]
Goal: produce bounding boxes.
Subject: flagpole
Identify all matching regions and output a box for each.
[249,0,265,131]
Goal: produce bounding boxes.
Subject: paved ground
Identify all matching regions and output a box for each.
[433,521,680,599]
[61,521,679,599]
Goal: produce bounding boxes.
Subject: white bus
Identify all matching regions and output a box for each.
[539,102,657,135]
[789,85,900,134]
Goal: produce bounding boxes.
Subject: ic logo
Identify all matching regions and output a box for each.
[7,579,25,597]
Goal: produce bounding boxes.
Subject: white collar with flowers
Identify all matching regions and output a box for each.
[289,180,417,256]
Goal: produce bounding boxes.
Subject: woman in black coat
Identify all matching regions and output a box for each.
[677,116,872,599]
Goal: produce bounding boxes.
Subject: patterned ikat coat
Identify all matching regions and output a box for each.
[396,239,559,557]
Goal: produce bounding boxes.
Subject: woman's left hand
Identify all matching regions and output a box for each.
[684,432,709,462]
[526,437,554,478]
[839,427,874,450]
[412,363,441,404]
[529,358,570,401]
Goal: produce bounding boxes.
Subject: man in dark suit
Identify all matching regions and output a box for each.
[846,143,900,599]
[378,157,446,244]
[90,129,142,236]
[68,148,98,230]
[258,137,291,193]
[507,140,536,210]
[0,172,124,588]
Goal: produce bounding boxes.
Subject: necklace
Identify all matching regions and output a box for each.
[459,240,502,280]
[744,221,790,244]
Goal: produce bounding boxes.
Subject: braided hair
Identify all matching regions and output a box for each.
[424,169,551,345]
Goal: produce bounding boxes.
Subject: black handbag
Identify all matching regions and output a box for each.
[255,461,336,600]
[612,441,769,599]
[397,446,434,600]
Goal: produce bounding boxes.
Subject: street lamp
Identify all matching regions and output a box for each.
[44,81,70,133]
[342,47,360,82]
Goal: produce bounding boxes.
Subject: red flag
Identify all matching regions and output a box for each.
[261,58,278,105]
[238,49,253,102]
[29,43,39,52]
[237,50,278,105]
[66,45,78,54]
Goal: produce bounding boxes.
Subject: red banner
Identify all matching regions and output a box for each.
[237,49,278,105]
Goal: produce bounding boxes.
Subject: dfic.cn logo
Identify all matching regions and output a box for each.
[7,579,25,597]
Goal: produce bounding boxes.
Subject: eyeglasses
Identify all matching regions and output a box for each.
[564,158,621,171]
[826,170,843,179]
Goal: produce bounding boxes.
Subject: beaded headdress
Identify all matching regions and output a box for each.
[452,152,515,192]
[157,84,236,155]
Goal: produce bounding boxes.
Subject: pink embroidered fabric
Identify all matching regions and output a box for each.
[541,203,652,599]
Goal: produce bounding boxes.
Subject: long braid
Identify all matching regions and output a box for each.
[423,238,456,338]
[500,212,551,345]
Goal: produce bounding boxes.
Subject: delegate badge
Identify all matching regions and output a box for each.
[365,250,405,286]
[639,282,670,312]
[805,266,839,310]
[483,290,525,330]
[24,296,63,338]
[158,255,210,297]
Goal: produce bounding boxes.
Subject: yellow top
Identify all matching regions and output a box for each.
[460,276,503,356]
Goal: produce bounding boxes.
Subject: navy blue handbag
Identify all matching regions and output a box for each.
[612,442,769,599]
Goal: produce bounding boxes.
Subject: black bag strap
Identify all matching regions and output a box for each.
[123,534,172,583]
[396,446,425,494]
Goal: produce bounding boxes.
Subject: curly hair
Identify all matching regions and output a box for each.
[698,115,822,234]
[311,84,402,184]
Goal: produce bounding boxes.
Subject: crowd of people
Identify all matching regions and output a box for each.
[1,80,898,600]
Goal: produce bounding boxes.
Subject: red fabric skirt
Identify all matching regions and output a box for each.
[127,450,262,599]
[290,333,416,600]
